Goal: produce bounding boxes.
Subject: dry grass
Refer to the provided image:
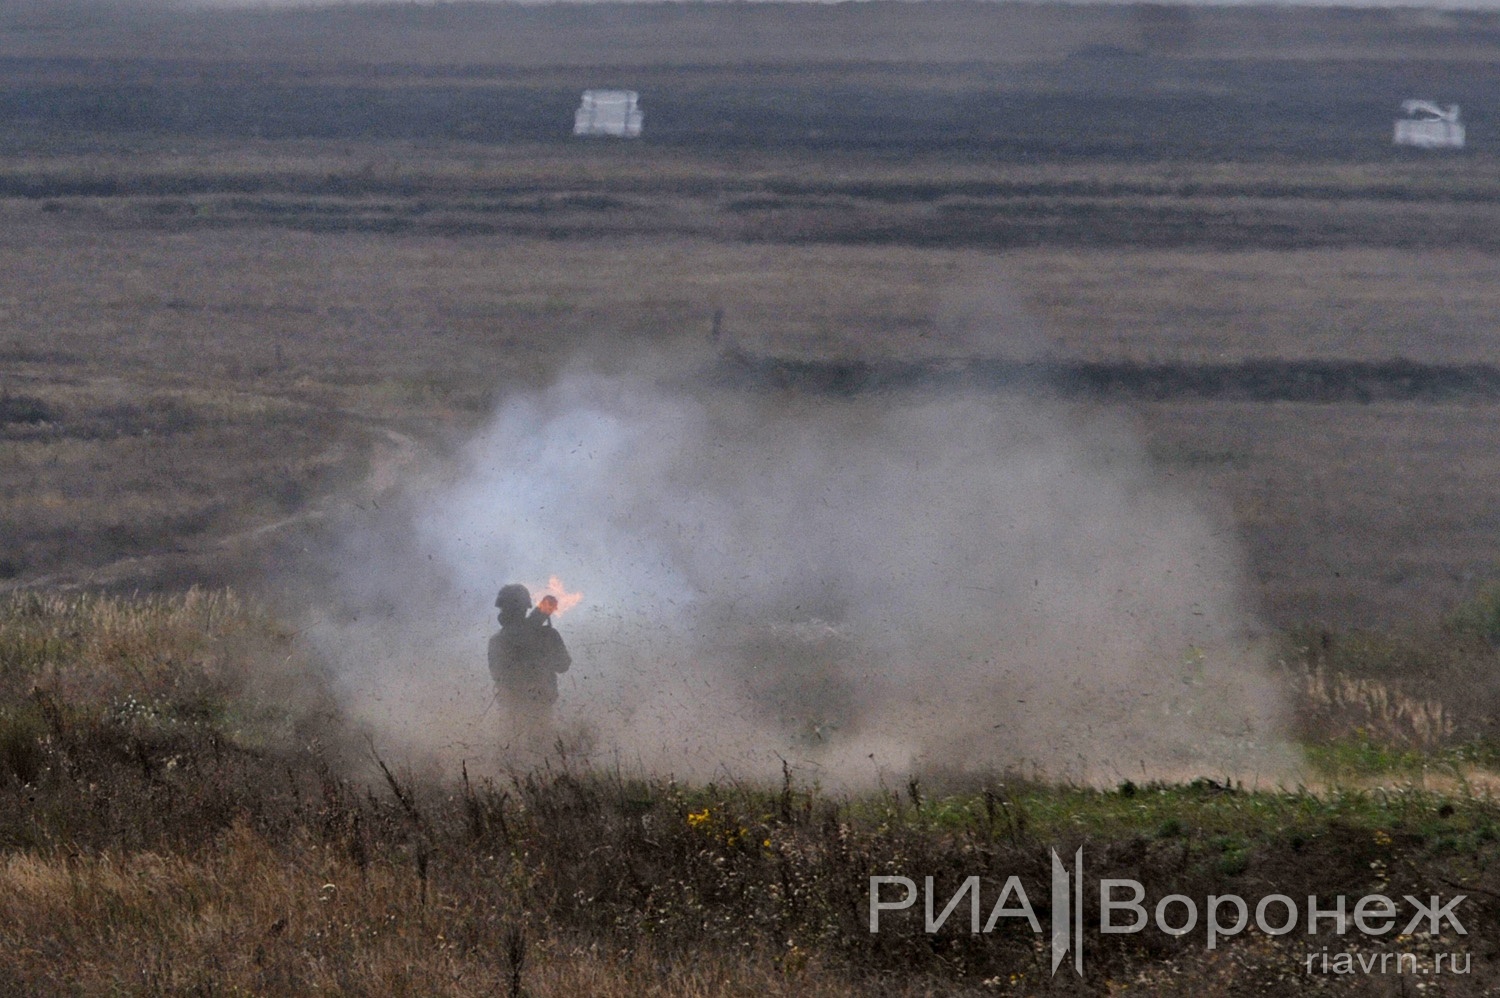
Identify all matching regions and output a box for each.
[1017,248,1500,366]
[0,380,364,586]
[1297,667,1456,750]
[0,591,1497,996]
[0,828,878,997]
[10,200,1500,376]
[7,190,1500,624]
[1139,399,1500,628]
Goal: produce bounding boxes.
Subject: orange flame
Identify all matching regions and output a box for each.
[531,575,583,617]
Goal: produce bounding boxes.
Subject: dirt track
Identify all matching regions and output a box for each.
[0,414,421,597]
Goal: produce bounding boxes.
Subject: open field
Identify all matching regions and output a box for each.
[12,141,1500,251]
[4,191,1500,625]
[5,1,1500,992]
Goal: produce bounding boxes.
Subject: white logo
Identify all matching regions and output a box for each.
[868,849,1468,976]
[1052,847,1083,975]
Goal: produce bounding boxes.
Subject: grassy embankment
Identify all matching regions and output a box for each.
[0,590,1497,994]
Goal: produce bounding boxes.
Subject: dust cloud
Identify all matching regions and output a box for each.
[301,314,1292,788]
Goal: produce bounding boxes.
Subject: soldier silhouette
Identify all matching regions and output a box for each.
[488,583,571,742]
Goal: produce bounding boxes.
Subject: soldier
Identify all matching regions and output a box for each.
[488,583,571,741]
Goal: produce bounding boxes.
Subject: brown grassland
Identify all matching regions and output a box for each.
[6,0,1500,992]
[7,191,1500,624]
[2,590,1500,995]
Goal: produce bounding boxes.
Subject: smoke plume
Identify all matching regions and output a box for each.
[302,329,1290,787]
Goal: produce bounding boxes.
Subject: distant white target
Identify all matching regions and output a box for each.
[574,90,644,138]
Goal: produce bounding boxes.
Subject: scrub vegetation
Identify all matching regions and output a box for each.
[5,1,1500,992]
[0,590,1497,995]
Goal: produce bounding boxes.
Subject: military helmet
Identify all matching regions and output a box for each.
[495,583,532,612]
